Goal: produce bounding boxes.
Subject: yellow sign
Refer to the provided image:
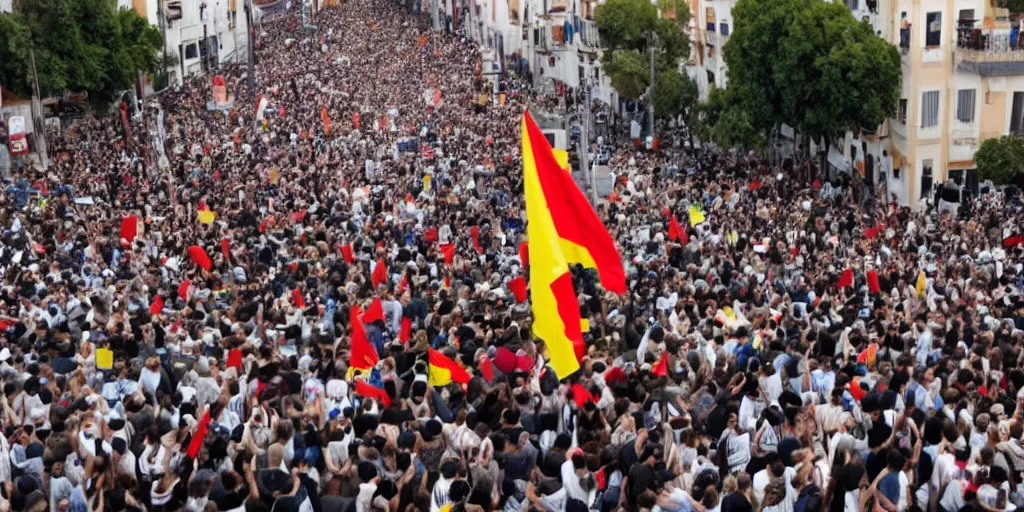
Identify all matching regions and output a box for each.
[96,348,113,370]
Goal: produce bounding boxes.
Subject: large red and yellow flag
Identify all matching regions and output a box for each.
[522,111,626,379]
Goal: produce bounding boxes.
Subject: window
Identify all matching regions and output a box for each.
[706,7,716,31]
[720,23,730,36]
[184,42,199,60]
[898,98,908,123]
[1012,92,1024,135]
[926,12,942,47]
[921,90,939,128]
[956,89,976,123]
[921,160,934,198]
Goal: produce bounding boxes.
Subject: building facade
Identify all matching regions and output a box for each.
[888,0,1024,205]
[124,0,251,88]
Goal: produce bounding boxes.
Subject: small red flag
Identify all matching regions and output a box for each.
[470,226,483,254]
[221,238,231,262]
[371,258,387,288]
[339,243,354,264]
[291,287,305,308]
[837,268,854,289]
[363,297,385,323]
[186,410,212,458]
[292,210,307,223]
[399,317,412,343]
[508,276,527,303]
[652,352,669,376]
[428,348,472,384]
[354,381,391,407]
[1003,235,1023,249]
[187,246,212,271]
[812,179,822,190]
[572,383,596,409]
[519,241,529,268]
[424,227,438,243]
[120,216,138,243]
[349,306,379,370]
[479,357,494,382]
[595,467,607,490]
[867,270,881,294]
[227,349,243,370]
[149,295,164,315]
[198,199,209,212]
[668,215,684,242]
[178,279,191,301]
[748,180,762,191]
[440,244,456,265]
[864,224,884,240]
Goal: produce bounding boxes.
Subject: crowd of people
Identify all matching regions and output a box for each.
[1,0,1024,511]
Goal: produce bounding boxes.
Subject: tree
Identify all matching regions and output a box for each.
[652,68,697,120]
[594,0,658,53]
[603,50,650,100]
[723,0,900,156]
[0,0,160,106]
[975,136,1024,186]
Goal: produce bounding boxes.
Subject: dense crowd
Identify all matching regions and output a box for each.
[1,0,1024,511]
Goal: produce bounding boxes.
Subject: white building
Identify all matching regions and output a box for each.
[461,0,620,106]
[125,0,251,88]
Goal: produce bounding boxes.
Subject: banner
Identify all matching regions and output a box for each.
[8,116,28,156]
[212,75,228,106]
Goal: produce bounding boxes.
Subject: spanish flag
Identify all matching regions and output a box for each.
[522,112,625,379]
[428,348,470,386]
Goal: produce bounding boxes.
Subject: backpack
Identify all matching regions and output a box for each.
[794,483,823,512]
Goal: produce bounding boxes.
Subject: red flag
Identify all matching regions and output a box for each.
[186,410,212,458]
[748,180,762,191]
[595,467,607,490]
[668,215,684,242]
[399,317,412,343]
[353,112,360,129]
[470,226,483,254]
[291,287,305,308]
[508,276,527,303]
[120,216,138,243]
[198,199,209,212]
[571,383,596,409]
[149,295,164,315]
[428,348,472,384]
[867,270,881,294]
[812,179,822,190]
[1003,235,1023,249]
[864,224,884,240]
[349,306,379,370]
[339,243,354,264]
[440,244,456,265]
[652,352,669,376]
[227,349,243,370]
[221,238,231,262]
[479,357,494,382]
[837,268,854,289]
[363,297,385,323]
[519,241,529,268]
[178,280,191,301]
[187,246,212,271]
[291,210,307,223]
[354,380,391,407]
[397,273,408,294]
[424,227,438,243]
[371,258,387,288]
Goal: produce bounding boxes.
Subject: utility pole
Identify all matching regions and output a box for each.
[647,32,655,138]
[244,0,256,103]
[28,48,48,171]
[578,82,597,205]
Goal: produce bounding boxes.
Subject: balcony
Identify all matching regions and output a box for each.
[578,19,601,50]
[951,120,979,161]
[955,23,1024,75]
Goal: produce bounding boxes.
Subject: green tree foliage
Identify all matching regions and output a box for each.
[975,136,1024,186]
[652,68,697,119]
[604,50,650,100]
[594,0,658,53]
[723,0,899,146]
[0,0,160,105]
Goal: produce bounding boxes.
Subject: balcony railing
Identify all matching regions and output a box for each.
[578,19,601,49]
[956,25,1024,62]
[951,121,979,146]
